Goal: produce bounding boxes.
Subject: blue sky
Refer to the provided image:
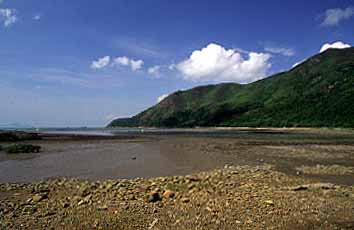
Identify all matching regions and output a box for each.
[0,0,353,127]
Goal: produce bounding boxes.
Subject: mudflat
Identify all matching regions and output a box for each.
[1,128,354,185]
[1,128,354,229]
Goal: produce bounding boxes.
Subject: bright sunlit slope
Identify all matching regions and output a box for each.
[109,47,354,128]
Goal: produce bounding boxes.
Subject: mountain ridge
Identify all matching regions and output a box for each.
[108,47,354,128]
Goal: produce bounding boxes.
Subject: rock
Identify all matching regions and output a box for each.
[43,211,56,217]
[0,131,40,142]
[147,192,161,203]
[127,195,136,200]
[2,208,9,214]
[78,187,90,197]
[148,218,158,230]
[77,200,86,206]
[187,184,195,189]
[96,205,108,211]
[181,198,190,203]
[105,183,113,191]
[264,200,274,206]
[32,194,47,202]
[162,190,175,198]
[131,157,137,160]
[83,194,92,203]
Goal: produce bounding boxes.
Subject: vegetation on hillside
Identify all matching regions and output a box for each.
[109,48,354,128]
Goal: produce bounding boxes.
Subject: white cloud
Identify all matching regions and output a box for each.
[292,61,303,68]
[148,65,161,77]
[321,7,354,26]
[176,43,271,83]
[90,55,144,72]
[264,46,295,56]
[157,94,169,103]
[114,56,130,66]
[91,56,110,69]
[292,58,309,68]
[320,41,351,52]
[113,56,144,71]
[130,59,144,71]
[292,41,351,68]
[33,14,41,21]
[168,64,176,71]
[0,8,17,27]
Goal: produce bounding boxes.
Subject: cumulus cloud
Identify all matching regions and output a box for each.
[0,8,17,27]
[148,65,161,77]
[176,43,271,83]
[113,56,144,71]
[320,41,351,52]
[264,46,295,56]
[321,7,354,26]
[157,94,169,103]
[292,41,351,68]
[91,56,110,69]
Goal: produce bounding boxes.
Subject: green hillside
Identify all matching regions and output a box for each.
[108,47,354,128]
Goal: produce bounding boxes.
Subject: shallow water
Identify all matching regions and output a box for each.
[0,141,176,182]
[0,135,230,183]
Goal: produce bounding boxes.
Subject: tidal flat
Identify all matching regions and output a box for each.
[1,128,354,229]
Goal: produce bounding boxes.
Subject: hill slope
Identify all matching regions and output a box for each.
[108,47,354,128]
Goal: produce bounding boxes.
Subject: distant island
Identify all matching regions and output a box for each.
[108,47,354,128]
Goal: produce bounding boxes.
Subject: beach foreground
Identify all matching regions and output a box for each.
[1,129,354,229]
[1,165,354,229]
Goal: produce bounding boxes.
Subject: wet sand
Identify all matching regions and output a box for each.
[1,128,354,185]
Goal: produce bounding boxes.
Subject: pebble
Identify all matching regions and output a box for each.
[147,192,161,203]
[32,194,47,203]
[96,205,108,210]
[163,190,175,198]
[264,200,274,206]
